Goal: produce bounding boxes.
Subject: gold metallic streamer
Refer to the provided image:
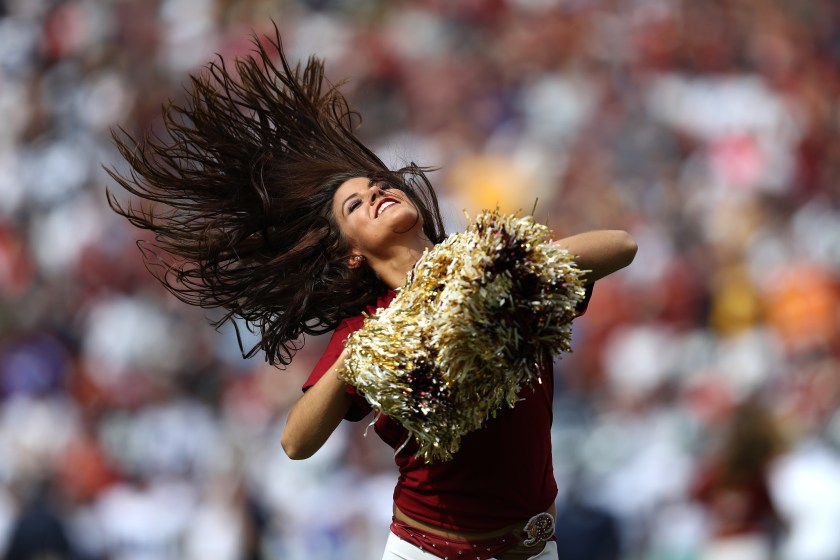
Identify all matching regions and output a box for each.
[339,211,587,462]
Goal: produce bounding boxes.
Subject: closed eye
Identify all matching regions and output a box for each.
[347,198,362,213]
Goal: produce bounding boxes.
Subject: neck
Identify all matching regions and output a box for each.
[369,237,432,290]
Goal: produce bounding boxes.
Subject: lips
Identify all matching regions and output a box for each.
[375,198,399,218]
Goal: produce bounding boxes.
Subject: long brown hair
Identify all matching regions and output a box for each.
[106,27,446,366]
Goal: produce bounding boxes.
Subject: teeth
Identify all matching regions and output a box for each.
[377,200,396,217]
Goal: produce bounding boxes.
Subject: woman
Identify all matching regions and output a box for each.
[108,29,636,560]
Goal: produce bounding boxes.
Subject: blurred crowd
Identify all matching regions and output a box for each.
[1,0,840,559]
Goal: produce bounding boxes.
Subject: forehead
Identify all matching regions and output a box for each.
[334,177,372,197]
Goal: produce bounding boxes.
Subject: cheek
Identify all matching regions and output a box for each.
[341,214,375,248]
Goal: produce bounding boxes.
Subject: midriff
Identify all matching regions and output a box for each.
[393,503,557,542]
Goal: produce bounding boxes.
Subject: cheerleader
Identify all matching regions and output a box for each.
[108,29,636,560]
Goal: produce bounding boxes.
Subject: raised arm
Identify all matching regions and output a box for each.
[555,230,637,282]
[281,349,354,460]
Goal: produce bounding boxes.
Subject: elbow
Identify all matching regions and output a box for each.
[583,230,637,281]
[618,231,638,268]
[281,432,314,461]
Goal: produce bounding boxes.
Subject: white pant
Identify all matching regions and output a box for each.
[699,535,772,560]
[381,531,558,560]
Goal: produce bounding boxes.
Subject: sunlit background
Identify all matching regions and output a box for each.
[1,1,840,559]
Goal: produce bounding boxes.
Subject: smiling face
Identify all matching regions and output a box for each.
[331,176,424,263]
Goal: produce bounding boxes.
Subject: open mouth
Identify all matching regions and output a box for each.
[375,198,399,218]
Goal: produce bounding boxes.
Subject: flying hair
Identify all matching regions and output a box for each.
[106,25,446,366]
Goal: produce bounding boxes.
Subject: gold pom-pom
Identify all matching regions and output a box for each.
[339,210,587,462]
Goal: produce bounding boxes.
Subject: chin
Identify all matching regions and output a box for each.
[393,211,424,235]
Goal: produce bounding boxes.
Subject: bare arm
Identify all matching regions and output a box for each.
[555,230,637,282]
[281,231,634,459]
[281,348,354,460]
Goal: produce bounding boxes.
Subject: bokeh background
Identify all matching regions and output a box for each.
[1,1,840,559]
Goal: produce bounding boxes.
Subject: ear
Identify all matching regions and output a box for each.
[348,254,365,269]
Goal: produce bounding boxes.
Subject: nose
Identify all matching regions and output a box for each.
[367,184,385,205]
